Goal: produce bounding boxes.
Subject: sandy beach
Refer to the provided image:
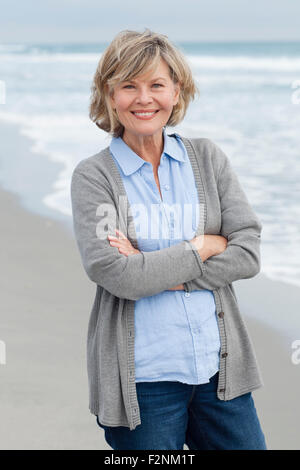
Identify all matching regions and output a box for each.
[0,128,300,450]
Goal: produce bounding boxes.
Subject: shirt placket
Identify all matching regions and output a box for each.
[182,295,209,381]
[140,156,173,248]
[158,156,174,247]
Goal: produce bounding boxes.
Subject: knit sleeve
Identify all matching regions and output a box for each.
[70,167,205,301]
[183,140,262,292]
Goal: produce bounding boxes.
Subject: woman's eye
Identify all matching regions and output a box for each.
[123,84,163,89]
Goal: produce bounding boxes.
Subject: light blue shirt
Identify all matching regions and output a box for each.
[109,128,221,384]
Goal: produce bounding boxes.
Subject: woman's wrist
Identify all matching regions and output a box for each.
[189,235,213,262]
[168,283,185,290]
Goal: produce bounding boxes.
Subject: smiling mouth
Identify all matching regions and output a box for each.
[131,110,160,115]
[130,110,160,121]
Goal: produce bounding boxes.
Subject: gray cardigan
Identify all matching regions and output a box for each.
[70,134,264,430]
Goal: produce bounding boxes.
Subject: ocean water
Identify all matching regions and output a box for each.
[0,41,300,288]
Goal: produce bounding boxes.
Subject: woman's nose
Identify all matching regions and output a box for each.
[136,87,153,104]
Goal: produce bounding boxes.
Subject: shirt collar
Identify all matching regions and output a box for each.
[109,128,186,176]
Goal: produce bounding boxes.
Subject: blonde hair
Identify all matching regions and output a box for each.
[89,28,200,138]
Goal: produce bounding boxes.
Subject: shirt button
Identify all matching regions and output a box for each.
[218,311,224,318]
[185,292,190,297]
[164,185,170,190]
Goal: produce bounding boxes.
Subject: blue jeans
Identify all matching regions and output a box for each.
[96,372,267,450]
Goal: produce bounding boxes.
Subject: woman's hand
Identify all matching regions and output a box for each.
[107,229,141,256]
[168,235,228,291]
[205,234,228,256]
[190,234,228,261]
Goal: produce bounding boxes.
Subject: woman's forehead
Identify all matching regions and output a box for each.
[122,60,170,83]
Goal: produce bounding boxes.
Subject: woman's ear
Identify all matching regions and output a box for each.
[109,93,115,110]
[173,82,181,105]
[106,84,115,109]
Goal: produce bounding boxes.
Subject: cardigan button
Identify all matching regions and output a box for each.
[222,352,228,358]
[219,388,225,393]
[218,311,224,318]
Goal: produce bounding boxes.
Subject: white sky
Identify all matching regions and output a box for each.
[0,0,300,43]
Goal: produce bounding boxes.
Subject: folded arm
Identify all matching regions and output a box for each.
[183,143,262,292]
[70,168,204,301]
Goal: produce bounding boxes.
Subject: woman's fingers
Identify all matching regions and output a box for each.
[108,237,128,247]
[107,232,135,255]
[115,228,127,239]
[109,240,139,256]
[107,229,140,256]
[107,229,126,240]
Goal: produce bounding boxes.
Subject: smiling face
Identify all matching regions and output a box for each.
[109,58,180,140]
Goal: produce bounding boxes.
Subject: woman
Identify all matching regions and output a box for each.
[70,28,267,450]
